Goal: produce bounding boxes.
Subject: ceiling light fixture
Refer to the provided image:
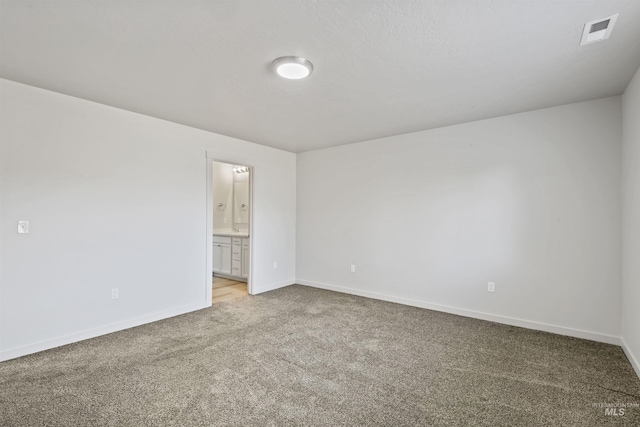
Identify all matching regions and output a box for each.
[272,56,313,80]
[233,166,249,173]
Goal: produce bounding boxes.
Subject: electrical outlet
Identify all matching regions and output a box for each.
[488,282,495,293]
[111,288,119,299]
[273,261,278,269]
[17,221,29,234]
[351,265,356,273]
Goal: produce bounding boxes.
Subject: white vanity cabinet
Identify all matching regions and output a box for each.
[241,238,250,278]
[214,234,249,281]
[231,237,242,277]
[212,236,232,275]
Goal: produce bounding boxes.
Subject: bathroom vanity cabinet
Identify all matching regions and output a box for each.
[213,235,232,275]
[213,234,249,280]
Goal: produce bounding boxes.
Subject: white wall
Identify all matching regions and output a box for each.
[622,66,640,377]
[297,97,622,342]
[1,75,632,365]
[212,161,233,229]
[0,79,296,361]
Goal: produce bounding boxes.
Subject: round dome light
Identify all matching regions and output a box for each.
[272,56,313,80]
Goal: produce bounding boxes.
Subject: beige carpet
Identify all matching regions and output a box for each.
[1,285,639,426]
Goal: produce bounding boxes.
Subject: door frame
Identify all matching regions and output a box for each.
[205,152,255,305]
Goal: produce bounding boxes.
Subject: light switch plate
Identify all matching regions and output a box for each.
[18,221,29,234]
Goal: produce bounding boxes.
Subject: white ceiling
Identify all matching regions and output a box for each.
[2,1,640,153]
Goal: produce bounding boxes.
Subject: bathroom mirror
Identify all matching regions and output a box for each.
[233,181,249,225]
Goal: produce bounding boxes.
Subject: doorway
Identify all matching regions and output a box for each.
[205,155,253,305]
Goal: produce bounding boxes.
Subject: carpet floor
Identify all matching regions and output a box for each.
[1,285,639,426]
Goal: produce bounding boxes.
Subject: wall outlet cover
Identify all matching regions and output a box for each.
[17,221,29,234]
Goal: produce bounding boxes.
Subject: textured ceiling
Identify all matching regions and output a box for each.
[2,1,640,153]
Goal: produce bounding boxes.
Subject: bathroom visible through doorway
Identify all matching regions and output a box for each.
[210,160,252,303]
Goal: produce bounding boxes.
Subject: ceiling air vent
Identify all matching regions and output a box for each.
[580,14,619,45]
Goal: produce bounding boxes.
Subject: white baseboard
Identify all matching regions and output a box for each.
[297,279,622,346]
[621,337,640,380]
[213,273,247,283]
[252,278,295,295]
[0,302,207,363]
